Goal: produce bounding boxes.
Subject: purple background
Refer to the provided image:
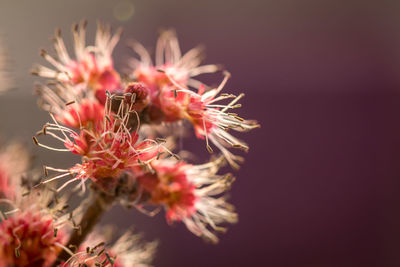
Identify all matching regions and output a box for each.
[1,0,400,266]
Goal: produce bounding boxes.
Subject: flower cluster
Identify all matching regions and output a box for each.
[28,20,257,265]
[129,31,259,168]
[0,144,155,266]
[137,156,237,243]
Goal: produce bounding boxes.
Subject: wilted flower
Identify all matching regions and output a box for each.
[137,156,237,243]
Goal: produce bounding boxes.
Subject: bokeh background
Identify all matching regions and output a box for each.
[0,0,399,266]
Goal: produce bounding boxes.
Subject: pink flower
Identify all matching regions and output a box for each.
[35,93,161,194]
[32,21,122,103]
[0,210,64,267]
[130,30,219,94]
[137,161,197,222]
[56,100,105,129]
[129,31,259,168]
[137,157,237,243]
[0,183,71,267]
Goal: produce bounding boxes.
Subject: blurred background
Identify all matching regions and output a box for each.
[0,0,399,266]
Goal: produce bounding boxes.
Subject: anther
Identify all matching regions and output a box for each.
[40,49,47,57]
[32,136,39,146]
[105,252,114,264]
[14,248,20,258]
[97,248,105,256]
[43,165,49,177]
[155,137,166,143]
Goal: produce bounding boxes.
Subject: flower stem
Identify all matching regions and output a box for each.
[54,191,114,265]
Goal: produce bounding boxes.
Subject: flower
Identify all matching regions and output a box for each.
[130,30,220,94]
[35,82,105,129]
[0,208,64,267]
[32,21,123,104]
[62,228,157,267]
[184,73,259,169]
[0,143,29,199]
[0,183,72,267]
[137,157,237,243]
[35,93,162,195]
[129,31,259,168]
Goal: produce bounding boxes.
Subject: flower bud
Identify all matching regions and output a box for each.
[124,82,150,111]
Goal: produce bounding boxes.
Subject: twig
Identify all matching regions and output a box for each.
[53,191,115,265]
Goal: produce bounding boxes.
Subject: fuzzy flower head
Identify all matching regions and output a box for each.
[35,81,106,130]
[0,208,63,266]
[32,21,122,104]
[0,185,72,267]
[129,32,259,168]
[34,93,162,195]
[129,30,218,121]
[130,30,219,94]
[137,157,237,243]
[63,228,157,267]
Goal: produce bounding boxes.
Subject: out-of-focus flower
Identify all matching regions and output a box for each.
[0,143,29,200]
[62,228,157,267]
[0,208,64,266]
[32,21,123,104]
[137,156,237,243]
[0,183,72,267]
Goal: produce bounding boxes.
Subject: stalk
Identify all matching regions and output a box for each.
[53,191,115,265]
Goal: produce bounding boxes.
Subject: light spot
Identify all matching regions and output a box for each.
[113,0,135,22]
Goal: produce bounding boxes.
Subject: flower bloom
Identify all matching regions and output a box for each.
[137,157,237,243]
[129,31,259,168]
[0,209,64,267]
[130,30,219,93]
[35,93,161,194]
[0,180,72,267]
[62,229,157,267]
[32,21,122,104]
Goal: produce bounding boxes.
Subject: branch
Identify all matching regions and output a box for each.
[53,191,115,265]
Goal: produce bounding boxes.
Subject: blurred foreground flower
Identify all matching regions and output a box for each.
[63,228,157,267]
[0,145,70,267]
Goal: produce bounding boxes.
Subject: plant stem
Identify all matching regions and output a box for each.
[54,191,114,265]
